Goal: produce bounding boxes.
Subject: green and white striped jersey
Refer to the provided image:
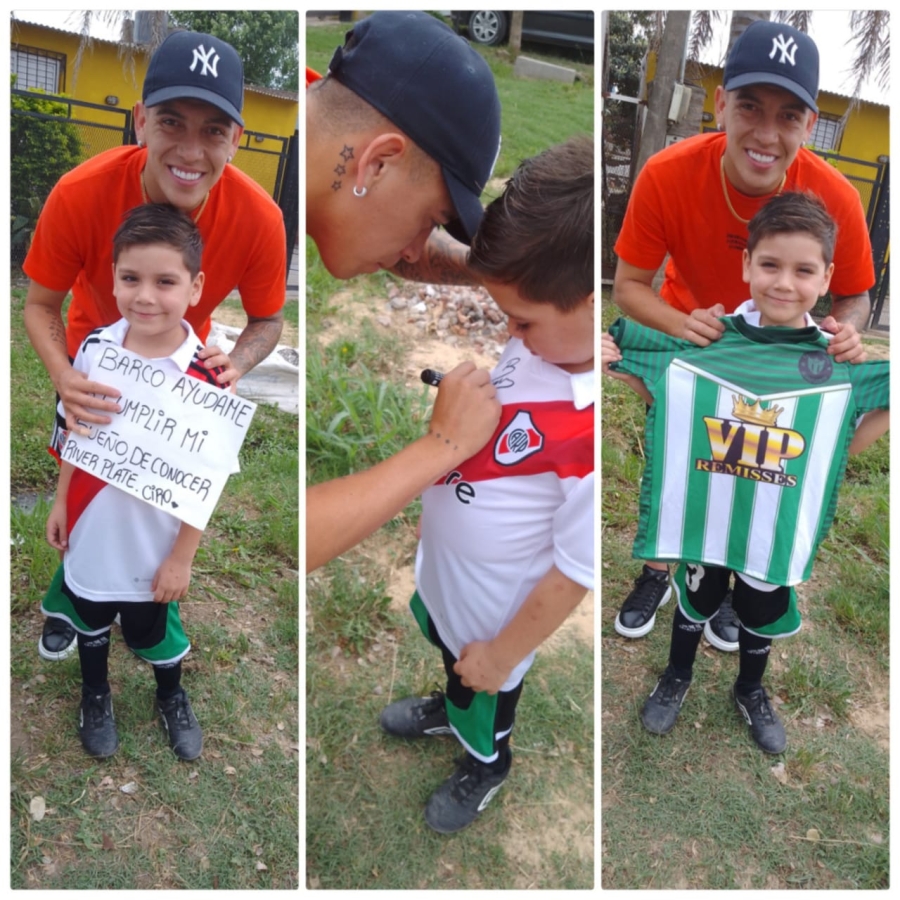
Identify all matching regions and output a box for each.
[609,316,889,585]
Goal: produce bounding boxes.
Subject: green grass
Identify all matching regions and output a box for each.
[10,287,299,889]
[600,290,889,889]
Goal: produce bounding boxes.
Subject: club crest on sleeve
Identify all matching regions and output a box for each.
[494,411,544,466]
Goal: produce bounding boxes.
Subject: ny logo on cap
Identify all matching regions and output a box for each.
[769,34,798,66]
[190,44,220,78]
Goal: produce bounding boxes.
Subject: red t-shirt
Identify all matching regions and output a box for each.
[614,132,875,315]
[24,145,287,357]
[306,67,322,87]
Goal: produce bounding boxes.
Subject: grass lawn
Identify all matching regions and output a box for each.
[305,20,595,886]
[600,289,889,889]
[10,287,299,889]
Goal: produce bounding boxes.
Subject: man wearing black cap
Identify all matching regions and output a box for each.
[24,30,288,660]
[306,11,504,571]
[610,21,874,653]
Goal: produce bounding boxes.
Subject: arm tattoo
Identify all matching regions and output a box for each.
[44,307,68,348]
[229,315,284,376]
[390,230,477,285]
[830,292,871,332]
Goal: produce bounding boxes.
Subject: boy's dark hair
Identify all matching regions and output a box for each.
[468,135,593,310]
[113,203,203,278]
[746,192,837,266]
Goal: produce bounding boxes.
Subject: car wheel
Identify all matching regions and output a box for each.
[467,11,509,46]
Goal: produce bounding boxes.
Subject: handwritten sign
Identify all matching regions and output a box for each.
[60,344,257,530]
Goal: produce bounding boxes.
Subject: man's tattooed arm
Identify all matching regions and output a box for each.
[229,312,285,377]
[390,229,479,285]
[829,292,871,332]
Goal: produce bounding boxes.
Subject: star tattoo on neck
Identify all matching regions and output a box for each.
[339,145,354,162]
[331,180,341,191]
[334,163,346,176]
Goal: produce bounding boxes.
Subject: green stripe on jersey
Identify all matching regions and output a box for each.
[613,317,889,586]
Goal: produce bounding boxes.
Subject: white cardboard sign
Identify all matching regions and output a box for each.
[59,344,257,530]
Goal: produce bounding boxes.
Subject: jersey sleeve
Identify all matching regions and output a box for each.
[848,360,890,414]
[553,472,594,590]
[608,318,688,396]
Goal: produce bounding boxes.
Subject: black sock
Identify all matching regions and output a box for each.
[667,606,704,681]
[78,630,111,695]
[735,627,772,693]
[153,661,183,700]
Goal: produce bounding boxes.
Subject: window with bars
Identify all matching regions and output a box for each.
[808,114,841,152]
[11,46,65,93]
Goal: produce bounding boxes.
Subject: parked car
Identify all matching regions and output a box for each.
[451,10,594,51]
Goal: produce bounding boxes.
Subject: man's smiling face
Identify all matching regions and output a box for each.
[135,98,243,210]
[716,84,817,196]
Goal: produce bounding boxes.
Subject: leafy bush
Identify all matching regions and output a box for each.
[10,75,83,261]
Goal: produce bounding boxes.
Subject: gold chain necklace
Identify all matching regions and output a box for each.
[140,170,210,223]
[719,155,786,224]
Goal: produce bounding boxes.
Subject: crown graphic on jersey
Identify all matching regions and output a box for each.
[732,395,783,426]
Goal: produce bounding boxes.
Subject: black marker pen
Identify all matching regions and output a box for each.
[420,369,444,387]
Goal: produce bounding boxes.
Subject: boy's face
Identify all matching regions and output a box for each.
[742,232,834,328]
[484,280,594,374]
[113,244,204,350]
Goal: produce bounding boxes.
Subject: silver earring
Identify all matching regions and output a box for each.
[137,140,144,148]
[353,185,367,198]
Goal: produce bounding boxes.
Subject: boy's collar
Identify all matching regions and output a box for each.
[101,318,203,371]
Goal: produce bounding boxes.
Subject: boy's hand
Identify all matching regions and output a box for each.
[152,556,192,603]
[600,333,622,373]
[56,366,121,436]
[682,304,726,346]
[454,640,514,695]
[45,502,68,551]
[819,317,866,363]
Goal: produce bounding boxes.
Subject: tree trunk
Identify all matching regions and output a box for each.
[509,12,524,58]
[633,10,691,177]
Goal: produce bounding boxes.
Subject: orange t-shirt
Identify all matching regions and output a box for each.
[24,145,287,357]
[306,67,322,87]
[614,132,875,315]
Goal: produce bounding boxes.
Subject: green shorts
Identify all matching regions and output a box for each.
[410,591,522,763]
[674,564,801,639]
[42,563,191,665]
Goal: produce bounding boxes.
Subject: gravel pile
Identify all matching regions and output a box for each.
[377,282,508,360]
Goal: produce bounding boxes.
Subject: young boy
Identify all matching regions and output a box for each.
[602,192,889,754]
[43,203,225,761]
[379,136,595,833]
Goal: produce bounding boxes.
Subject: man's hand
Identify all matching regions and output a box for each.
[152,555,192,603]
[197,343,239,390]
[55,366,121,436]
[429,362,500,460]
[46,502,68,551]
[454,640,513,695]
[682,304,726,346]
[819,316,866,364]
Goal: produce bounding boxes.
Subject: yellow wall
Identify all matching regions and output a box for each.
[11,21,298,193]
